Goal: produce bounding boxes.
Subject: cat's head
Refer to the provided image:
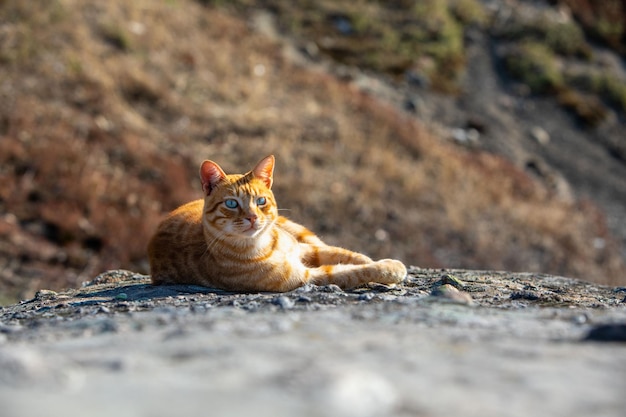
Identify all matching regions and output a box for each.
[199,155,278,239]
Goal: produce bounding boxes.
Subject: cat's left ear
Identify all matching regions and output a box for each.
[200,160,227,195]
[252,155,275,189]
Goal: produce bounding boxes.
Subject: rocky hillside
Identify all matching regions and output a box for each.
[1,0,625,303]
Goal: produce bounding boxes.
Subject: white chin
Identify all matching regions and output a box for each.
[241,228,262,238]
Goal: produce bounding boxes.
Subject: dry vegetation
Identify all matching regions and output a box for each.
[203,0,626,126]
[552,0,626,53]
[0,0,624,304]
[491,0,626,132]
[204,0,487,92]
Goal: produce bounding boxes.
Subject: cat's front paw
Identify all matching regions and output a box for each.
[376,259,407,284]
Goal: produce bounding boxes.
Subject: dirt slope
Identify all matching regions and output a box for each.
[0,0,625,303]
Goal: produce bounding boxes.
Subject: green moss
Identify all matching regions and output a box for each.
[409,0,466,91]
[504,42,563,94]
[197,0,476,91]
[450,0,487,27]
[545,21,591,58]
[494,13,592,59]
[595,18,624,44]
[565,70,626,114]
[600,76,626,113]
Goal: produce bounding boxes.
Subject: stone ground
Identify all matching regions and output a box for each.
[1,267,626,417]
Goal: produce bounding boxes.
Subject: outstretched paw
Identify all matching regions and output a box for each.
[376,259,407,284]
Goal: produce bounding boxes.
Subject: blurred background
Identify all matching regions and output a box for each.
[1,0,625,304]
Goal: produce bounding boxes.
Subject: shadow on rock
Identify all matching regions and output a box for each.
[76,283,231,303]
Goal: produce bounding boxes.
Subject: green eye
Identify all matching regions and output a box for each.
[224,199,238,209]
[256,197,266,206]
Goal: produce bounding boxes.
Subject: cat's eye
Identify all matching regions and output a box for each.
[224,199,238,209]
[256,197,267,206]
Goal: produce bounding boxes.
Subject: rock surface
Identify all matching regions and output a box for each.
[1,267,626,417]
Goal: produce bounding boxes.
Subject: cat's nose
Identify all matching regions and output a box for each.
[247,215,257,225]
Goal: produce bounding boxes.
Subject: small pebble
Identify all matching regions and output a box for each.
[440,274,466,289]
[273,296,295,310]
[321,284,343,293]
[358,293,375,302]
[294,284,315,293]
[431,284,474,305]
[584,324,626,342]
[510,291,540,301]
[97,306,111,314]
[114,302,131,312]
[34,290,58,300]
[242,301,260,312]
[571,313,589,325]
[530,126,550,145]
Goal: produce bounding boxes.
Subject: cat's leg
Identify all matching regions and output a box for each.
[301,245,373,267]
[305,260,407,289]
[256,257,406,292]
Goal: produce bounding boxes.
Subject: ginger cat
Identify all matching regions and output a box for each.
[148,155,407,292]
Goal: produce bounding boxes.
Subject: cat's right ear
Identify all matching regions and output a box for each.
[200,160,227,196]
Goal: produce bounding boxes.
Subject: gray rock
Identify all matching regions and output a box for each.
[272,295,295,310]
[530,126,550,145]
[1,268,626,417]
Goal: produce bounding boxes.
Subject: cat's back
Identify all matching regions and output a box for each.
[168,199,203,222]
[154,199,204,236]
[148,199,206,284]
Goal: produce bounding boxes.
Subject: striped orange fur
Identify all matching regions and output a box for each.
[148,155,407,292]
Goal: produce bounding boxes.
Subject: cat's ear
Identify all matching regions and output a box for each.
[252,155,275,189]
[200,160,227,195]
